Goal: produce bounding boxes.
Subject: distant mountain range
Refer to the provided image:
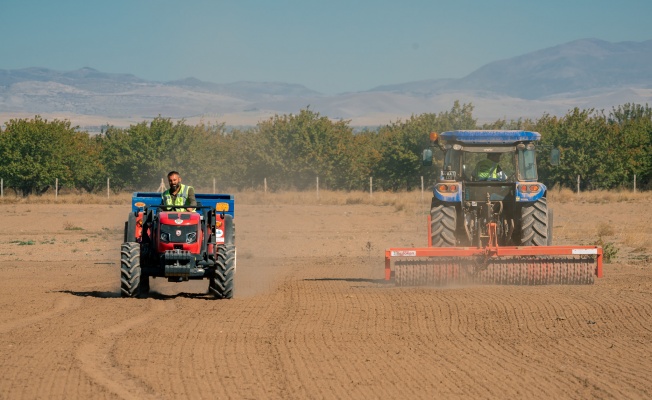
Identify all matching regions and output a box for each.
[1,38,651,131]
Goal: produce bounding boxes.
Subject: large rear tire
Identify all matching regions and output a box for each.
[520,198,549,246]
[430,203,457,247]
[120,242,142,298]
[209,244,236,299]
[547,208,554,246]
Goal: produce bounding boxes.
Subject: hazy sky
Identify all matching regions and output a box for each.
[1,0,651,94]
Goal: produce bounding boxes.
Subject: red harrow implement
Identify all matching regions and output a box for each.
[385,217,603,286]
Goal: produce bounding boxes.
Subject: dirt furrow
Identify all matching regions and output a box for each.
[76,299,174,400]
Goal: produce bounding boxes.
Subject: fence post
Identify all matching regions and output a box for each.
[316,176,320,199]
[107,178,110,198]
[576,175,580,195]
[421,176,424,201]
[369,177,373,197]
[264,178,267,195]
[55,178,58,199]
[1,178,3,198]
[634,174,637,193]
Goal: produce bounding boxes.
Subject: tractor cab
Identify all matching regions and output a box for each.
[424,130,542,183]
[423,130,552,204]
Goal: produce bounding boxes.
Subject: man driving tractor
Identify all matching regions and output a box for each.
[161,170,197,211]
[474,153,507,181]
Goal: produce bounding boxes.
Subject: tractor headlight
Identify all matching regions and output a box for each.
[186,232,197,243]
[160,232,170,243]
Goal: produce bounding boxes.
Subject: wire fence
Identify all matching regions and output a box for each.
[0,173,649,200]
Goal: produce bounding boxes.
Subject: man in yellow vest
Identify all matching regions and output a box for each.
[474,153,507,181]
[161,171,197,211]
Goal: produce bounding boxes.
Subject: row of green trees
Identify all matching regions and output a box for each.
[0,102,650,196]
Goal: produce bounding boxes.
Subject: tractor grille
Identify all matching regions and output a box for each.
[160,224,198,243]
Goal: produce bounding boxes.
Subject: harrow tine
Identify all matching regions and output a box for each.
[388,248,601,287]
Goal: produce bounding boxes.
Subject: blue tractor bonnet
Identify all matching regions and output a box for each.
[439,130,541,145]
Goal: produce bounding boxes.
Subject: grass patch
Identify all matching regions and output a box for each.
[11,240,35,246]
[623,232,649,252]
[596,222,615,237]
[64,222,84,231]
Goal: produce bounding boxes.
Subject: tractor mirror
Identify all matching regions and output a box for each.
[550,148,560,166]
[422,149,433,166]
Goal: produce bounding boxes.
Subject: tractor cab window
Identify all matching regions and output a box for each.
[442,149,461,180]
[462,151,515,182]
[517,144,538,181]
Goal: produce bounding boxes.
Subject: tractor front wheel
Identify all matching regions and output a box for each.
[120,242,143,298]
[209,244,236,299]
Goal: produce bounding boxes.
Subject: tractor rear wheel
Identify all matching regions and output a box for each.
[120,242,142,298]
[520,198,549,246]
[430,203,456,247]
[547,208,554,246]
[209,244,236,299]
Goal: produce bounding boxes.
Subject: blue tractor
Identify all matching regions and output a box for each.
[423,130,558,248]
[384,129,602,286]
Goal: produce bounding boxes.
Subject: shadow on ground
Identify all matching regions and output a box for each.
[56,290,218,300]
[303,277,392,285]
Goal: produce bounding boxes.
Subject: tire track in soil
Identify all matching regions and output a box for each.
[201,260,305,400]
[533,291,652,398]
[465,289,594,397]
[481,290,584,397]
[1,295,86,400]
[470,286,652,398]
[244,261,502,399]
[465,289,568,397]
[387,289,534,398]
[75,300,176,400]
[0,296,82,334]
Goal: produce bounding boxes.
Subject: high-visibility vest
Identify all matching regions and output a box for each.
[162,184,193,206]
[475,159,499,180]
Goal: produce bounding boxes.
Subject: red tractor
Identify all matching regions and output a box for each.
[121,192,235,298]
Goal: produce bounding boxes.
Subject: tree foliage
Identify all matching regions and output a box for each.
[1,102,651,195]
[0,116,103,196]
[537,104,652,190]
[98,117,226,191]
[373,101,477,190]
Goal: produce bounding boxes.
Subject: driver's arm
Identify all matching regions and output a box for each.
[186,187,197,211]
[496,165,508,180]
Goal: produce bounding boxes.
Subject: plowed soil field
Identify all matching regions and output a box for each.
[1,195,651,399]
